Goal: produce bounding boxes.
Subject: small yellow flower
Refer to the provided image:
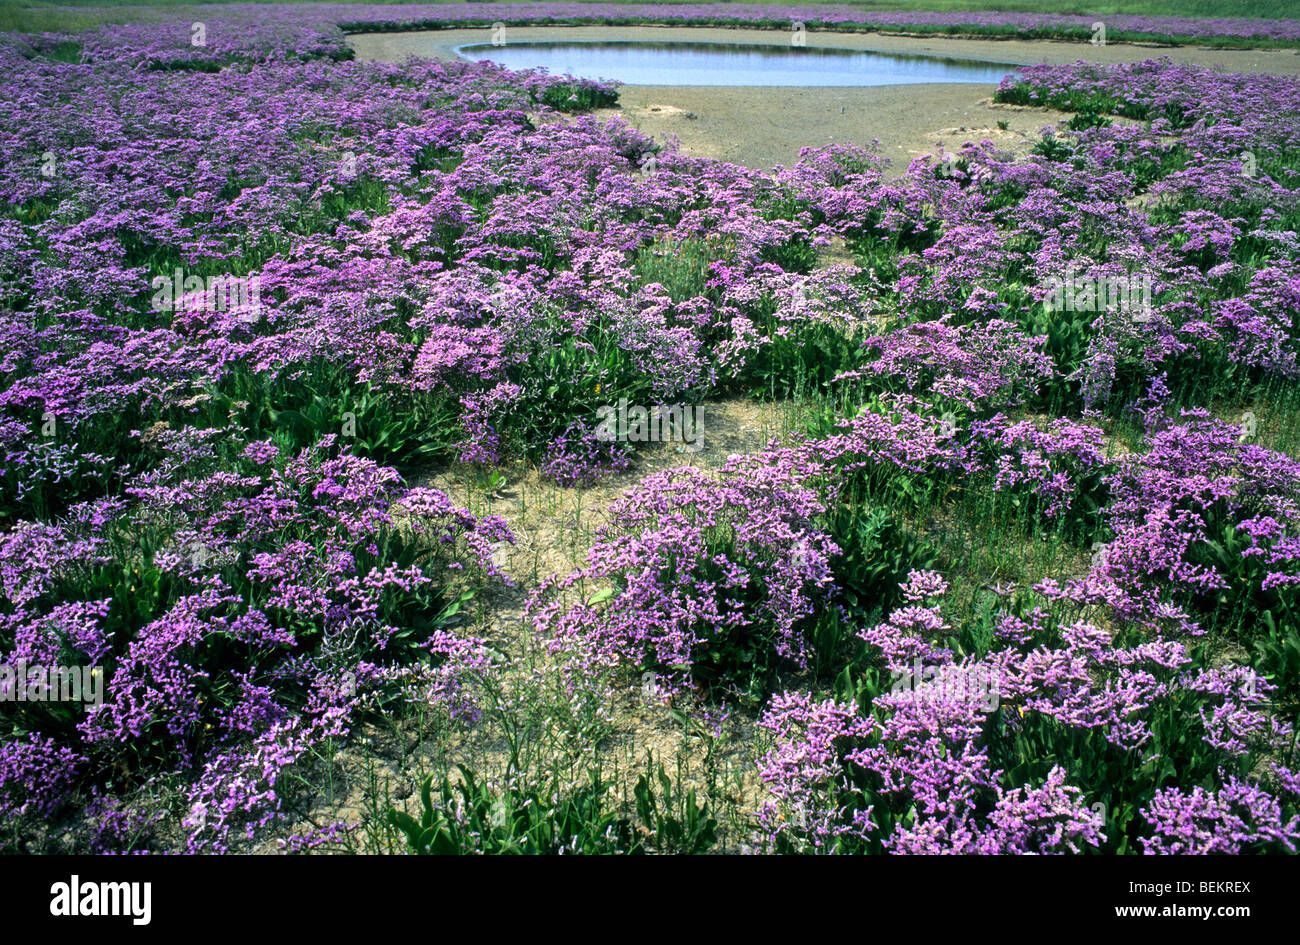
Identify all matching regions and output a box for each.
[594,383,601,395]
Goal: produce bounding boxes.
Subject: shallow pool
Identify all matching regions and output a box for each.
[456,41,1017,87]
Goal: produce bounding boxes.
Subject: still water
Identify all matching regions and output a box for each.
[456,41,1016,86]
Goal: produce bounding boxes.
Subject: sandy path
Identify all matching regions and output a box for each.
[349,25,1300,172]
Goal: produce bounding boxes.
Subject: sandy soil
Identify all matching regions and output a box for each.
[595,85,1058,174]
[349,26,1300,172]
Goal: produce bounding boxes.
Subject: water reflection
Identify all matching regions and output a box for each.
[456,41,1017,86]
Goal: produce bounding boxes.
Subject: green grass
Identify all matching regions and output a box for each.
[0,3,148,32]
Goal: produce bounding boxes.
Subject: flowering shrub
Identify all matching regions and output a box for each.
[757,572,1299,854]
[1140,774,1300,854]
[1,434,511,851]
[841,317,1055,413]
[529,452,836,699]
[961,414,1112,531]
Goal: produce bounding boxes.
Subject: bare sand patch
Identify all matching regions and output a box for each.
[600,83,1055,174]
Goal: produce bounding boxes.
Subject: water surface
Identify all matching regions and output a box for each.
[456,41,1017,86]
